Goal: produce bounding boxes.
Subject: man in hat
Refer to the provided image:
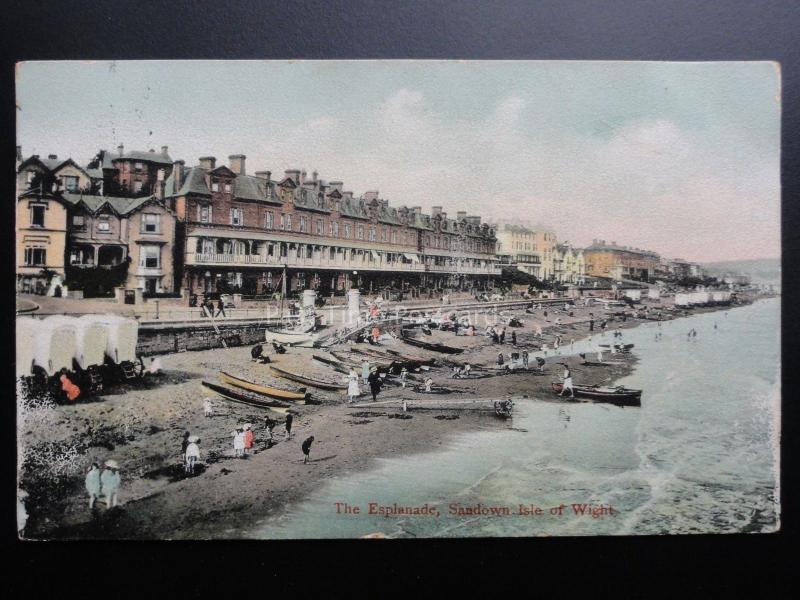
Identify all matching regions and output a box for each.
[302,436,315,465]
[367,366,383,402]
[85,462,101,509]
[100,460,121,508]
[185,436,201,474]
[284,413,294,440]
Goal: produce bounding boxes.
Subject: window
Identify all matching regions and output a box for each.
[133,180,143,193]
[357,225,364,240]
[141,213,160,233]
[30,205,45,227]
[199,204,212,223]
[72,215,85,229]
[333,222,339,237]
[286,214,292,231]
[279,214,285,230]
[134,162,143,171]
[140,245,160,269]
[231,207,243,226]
[211,181,219,192]
[62,176,79,192]
[265,211,274,229]
[24,248,46,266]
[224,183,232,194]
[344,223,350,239]
[316,219,324,235]
[299,216,307,233]
[391,230,397,244]
[97,216,111,232]
[369,227,376,242]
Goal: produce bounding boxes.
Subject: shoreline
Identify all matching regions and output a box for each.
[18,297,763,540]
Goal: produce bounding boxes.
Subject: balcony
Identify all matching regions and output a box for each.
[186,252,500,275]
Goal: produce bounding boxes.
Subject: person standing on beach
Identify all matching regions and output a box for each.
[203,398,214,418]
[85,463,101,509]
[347,367,361,402]
[232,427,245,457]
[522,350,529,368]
[424,377,433,392]
[284,414,294,440]
[536,356,545,372]
[185,436,200,474]
[497,352,505,366]
[302,436,315,464]
[511,330,517,345]
[400,367,408,388]
[367,367,383,402]
[361,360,370,386]
[264,417,276,448]
[181,431,191,457]
[100,460,121,508]
[559,366,575,398]
[243,424,254,455]
[499,328,506,344]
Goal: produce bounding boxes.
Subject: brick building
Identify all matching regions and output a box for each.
[163,155,500,297]
[583,239,660,282]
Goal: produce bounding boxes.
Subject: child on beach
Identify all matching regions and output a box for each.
[100,460,121,508]
[85,463,101,509]
[284,414,294,440]
[232,428,245,458]
[203,398,213,418]
[302,436,315,465]
[347,367,361,402]
[243,424,254,455]
[185,436,200,474]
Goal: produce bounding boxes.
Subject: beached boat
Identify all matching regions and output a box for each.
[349,397,513,418]
[218,371,309,401]
[269,365,349,391]
[598,343,634,350]
[312,354,352,374]
[201,380,292,411]
[264,329,319,348]
[551,382,641,405]
[400,331,464,354]
[383,349,437,366]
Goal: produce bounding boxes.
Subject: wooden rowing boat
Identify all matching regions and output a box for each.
[551,382,641,406]
[384,349,437,365]
[201,381,291,412]
[312,354,352,374]
[219,371,309,401]
[349,397,513,418]
[265,329,319,348]
[580,361,625,367]
[400,331,464,354]
[269,365,349,391]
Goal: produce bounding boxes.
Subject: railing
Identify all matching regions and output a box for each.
[187,252,500,275]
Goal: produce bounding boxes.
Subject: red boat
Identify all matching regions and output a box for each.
[551,382,641,406]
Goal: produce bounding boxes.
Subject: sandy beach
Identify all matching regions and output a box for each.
[19,298,745,540]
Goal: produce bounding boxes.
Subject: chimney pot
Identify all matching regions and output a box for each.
[300,170,307,183]
[312,170,318,182]
[118,143,124,156]
[161,145,168,156]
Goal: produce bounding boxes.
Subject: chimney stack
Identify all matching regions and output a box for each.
[431,206,442,216]
[173,159,185,191]
[329,181,343,192]
[229,154,246,175]
[118,143,124,157]
[285,169,301,184]
[255,170,269,181]
[312,170,318,182]
[161,145,169,156]
[199,156,216,170]
[300,170,307,184]
[457,211,467,220]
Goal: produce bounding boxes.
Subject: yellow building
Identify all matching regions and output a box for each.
[495,224,557,280]
[583,240,660,282]
[16,189,68,293]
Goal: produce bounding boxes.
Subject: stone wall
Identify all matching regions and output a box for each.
[136,322,267,356]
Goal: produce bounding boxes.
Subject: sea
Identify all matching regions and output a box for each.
[251,298,781,538]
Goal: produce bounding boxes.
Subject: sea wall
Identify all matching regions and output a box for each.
[136,321,269,356]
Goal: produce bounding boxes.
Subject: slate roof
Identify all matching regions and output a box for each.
[62,192,161,216]
[113,150,173,165]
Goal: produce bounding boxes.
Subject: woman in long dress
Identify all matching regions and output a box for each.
[347,368,360,403]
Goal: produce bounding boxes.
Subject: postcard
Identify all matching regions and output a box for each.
[15,60,780,539]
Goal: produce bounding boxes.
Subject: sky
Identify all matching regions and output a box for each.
[16,60,780,263]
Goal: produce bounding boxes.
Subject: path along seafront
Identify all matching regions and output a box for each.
[16,293,778,539]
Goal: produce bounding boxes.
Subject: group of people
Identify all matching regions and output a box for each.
[84,460,122,509]
[190,295,228,318]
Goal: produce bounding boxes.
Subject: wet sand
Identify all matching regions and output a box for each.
[19,298,738,539]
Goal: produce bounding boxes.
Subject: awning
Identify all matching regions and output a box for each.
[404,253,420,263]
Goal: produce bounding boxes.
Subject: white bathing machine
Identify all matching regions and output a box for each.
[31,317,78,377]
[74,315,110,369]
[93,315,139,364]
[674,293,691,307]
[16,317,37,378]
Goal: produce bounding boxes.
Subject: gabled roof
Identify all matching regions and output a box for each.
[61,192,167,216]
[209,165,237,177]
[18,155,67,173]
[52,158,92,179]
[293,186,329,213]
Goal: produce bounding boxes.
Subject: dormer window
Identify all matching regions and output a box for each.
[224,182,232,194]
[97,215,111,232]
[211,181,219,192]
[62,176,79,192]
[134,162,143,171]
